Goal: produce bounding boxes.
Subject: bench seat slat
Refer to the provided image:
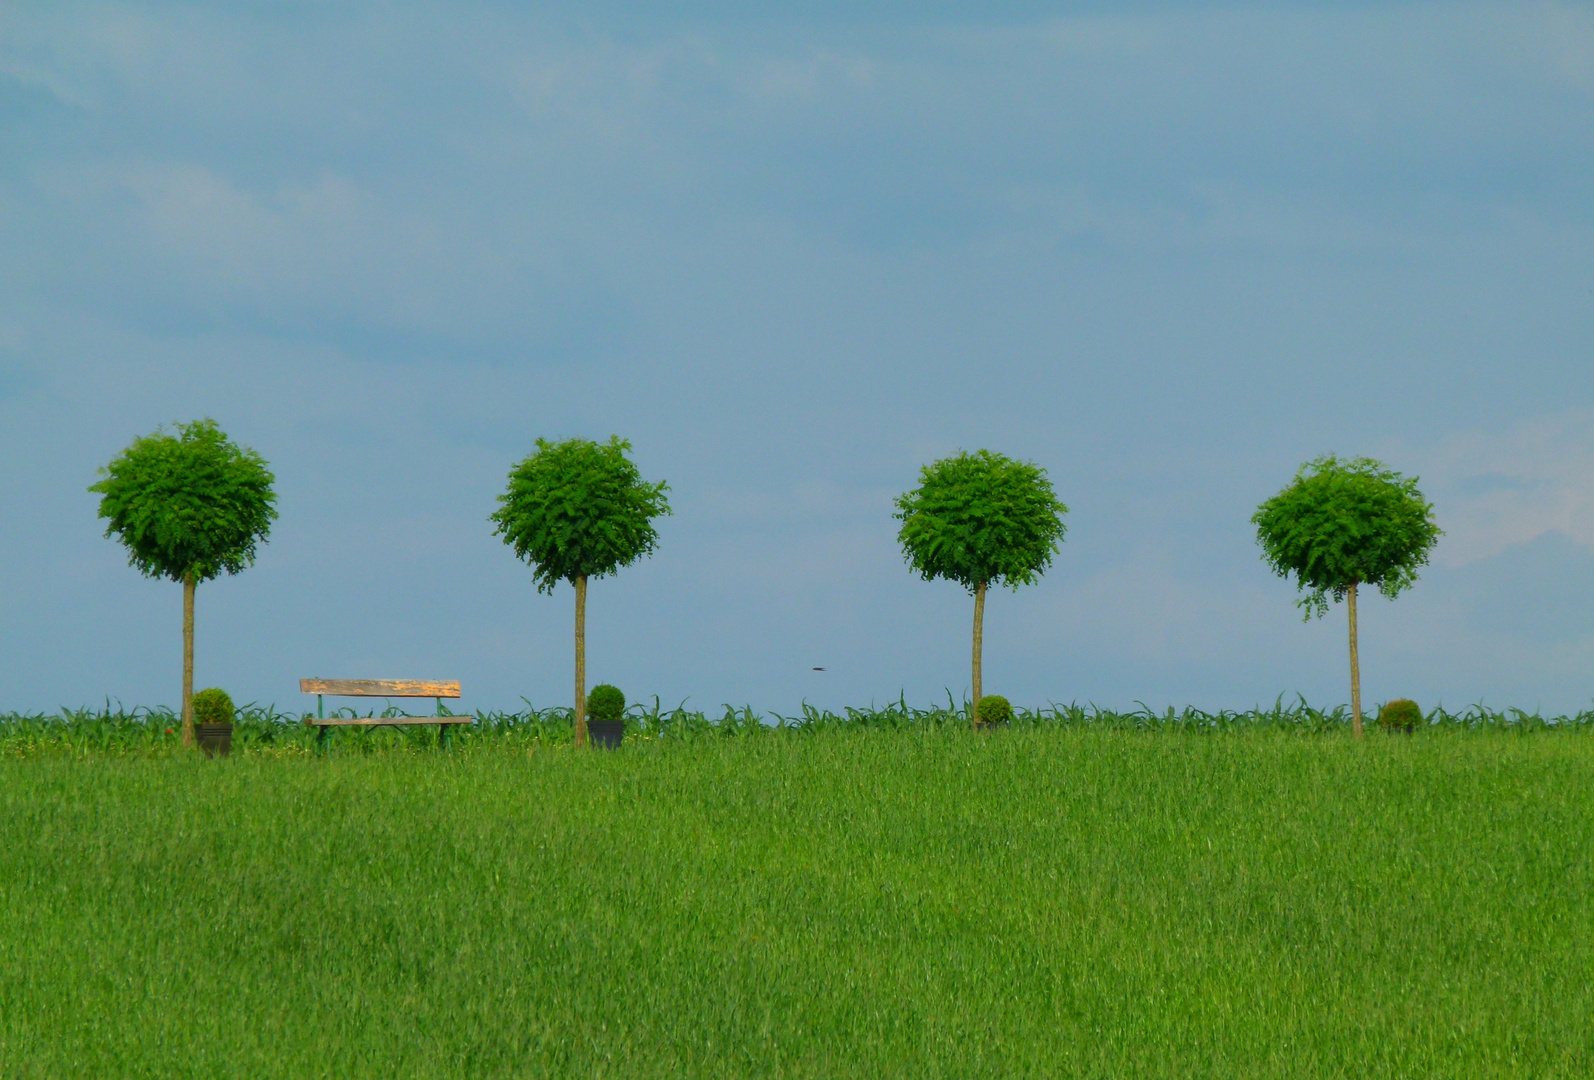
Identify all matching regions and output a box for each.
[300,679,461,698]
[307,716,475,727]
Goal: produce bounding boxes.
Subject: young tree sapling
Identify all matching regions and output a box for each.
[1252,455,1440,737]
[491,436,670,747]
[90,419,277,746]
[894,449,1067,719]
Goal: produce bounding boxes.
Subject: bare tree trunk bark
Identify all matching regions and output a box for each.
[181,572,196,748]
[574,574,588,748]
[971,580,986,722]
[1348,580,1362,738]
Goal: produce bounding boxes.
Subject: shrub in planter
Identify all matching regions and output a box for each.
[192,688,235,726]
[586,684,625,723]
[1377,698,1422,732]
[974,694,1013,727]
[586,684,626,748]
[192,687,235,756]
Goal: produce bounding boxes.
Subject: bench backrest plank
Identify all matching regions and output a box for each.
[300,678,461,698]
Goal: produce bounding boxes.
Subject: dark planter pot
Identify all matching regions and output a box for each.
[588,719,624,749]
[197,723,233,757]
[973,721,1010,732]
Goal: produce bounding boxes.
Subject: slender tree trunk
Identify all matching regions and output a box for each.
[181,572,196,748]
[574,574,588,748]
[1347,580,1362,738]
[971,580,987,722]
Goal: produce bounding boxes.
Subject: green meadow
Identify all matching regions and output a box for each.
[2,715,1592,1077]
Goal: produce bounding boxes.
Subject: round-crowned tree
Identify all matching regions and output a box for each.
[491,436,670,746]
[89,419,277,747]
[1252,455,1440,737]
[894,449,1067,719]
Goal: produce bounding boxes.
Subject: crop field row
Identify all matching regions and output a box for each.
[3,721,1593,1077]
[3,698,1592,756]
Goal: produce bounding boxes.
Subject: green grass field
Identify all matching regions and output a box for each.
[2,723,1592,1077]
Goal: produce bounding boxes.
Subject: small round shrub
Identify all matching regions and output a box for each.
[586,684,626,724]
[192,688,235,726]
[1377,698,1422,731]
[975,694,1013,726]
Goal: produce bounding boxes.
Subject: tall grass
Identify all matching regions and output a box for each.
[2,696,1591,756]
[1,725,1591,1076]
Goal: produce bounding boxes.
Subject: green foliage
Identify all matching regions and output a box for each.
[1252,455,1441,618]
[894,450,1067,592]
[974,694,1013,725]
[1379,698,1424,731]
[3,731,1593,1074]
[190,688,235,726]
[490,436,670,593]
[587,684,626,724]
[89,419,277,583]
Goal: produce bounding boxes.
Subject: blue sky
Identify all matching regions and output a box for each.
[2,1,1591,715]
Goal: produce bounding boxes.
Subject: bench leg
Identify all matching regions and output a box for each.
[316,725,329,754]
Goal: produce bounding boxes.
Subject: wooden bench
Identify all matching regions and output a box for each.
[301,678,475,749]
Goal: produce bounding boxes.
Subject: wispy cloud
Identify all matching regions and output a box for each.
[1414,409,1594,566]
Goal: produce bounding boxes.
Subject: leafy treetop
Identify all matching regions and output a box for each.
[90,419,278,583]
[490,436,671,593]
[894,449,1068,592]
[1252,454,1441,618]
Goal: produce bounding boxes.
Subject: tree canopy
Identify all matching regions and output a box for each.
[490,436,671,591]
[894,449,1068,591]
[90,419,278,582]
[1252,454,1440,618]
